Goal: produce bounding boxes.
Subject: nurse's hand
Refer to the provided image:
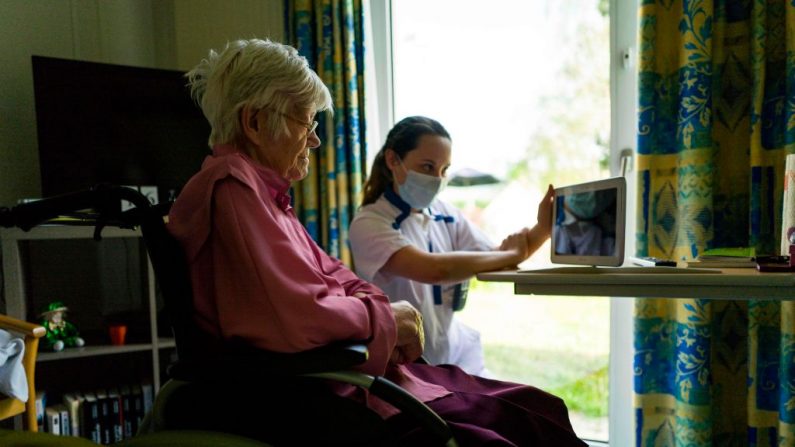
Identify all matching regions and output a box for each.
[537,184,555,237]
[389,301,425,364]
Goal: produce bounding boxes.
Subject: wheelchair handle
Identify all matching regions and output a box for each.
[0,184,152,231]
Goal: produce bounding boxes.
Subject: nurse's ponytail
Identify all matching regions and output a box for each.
[362,116,450,206]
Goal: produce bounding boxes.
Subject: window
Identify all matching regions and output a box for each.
[366,0,637,444]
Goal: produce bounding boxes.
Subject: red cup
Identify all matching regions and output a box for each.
[109,324,127,346]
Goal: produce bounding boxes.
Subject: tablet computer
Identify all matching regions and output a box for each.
[551,177,626,267]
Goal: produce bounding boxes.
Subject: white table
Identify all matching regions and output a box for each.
[476,267,795,300]
[476,266,795,446]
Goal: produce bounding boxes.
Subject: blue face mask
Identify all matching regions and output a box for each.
[397,159,447,209]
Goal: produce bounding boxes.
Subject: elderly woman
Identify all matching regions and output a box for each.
[168,38,584,446]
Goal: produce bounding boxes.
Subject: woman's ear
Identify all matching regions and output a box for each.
[384,149,398,170]
[241,105,263,147]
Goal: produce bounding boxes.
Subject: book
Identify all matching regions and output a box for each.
[34,391,46,432]
[685,258,758,268]
[108,387,124,442]
[141,382,153,415]
[95,389,112,445]
[700,246,756,258]
[63,392,83,437]
[685,247,758,268]
[131,384,144,435]
[57,404,69,436]
[45,406,61,435]
[81,391,101,443]
[120,385,134,439]
[55,404,70,436]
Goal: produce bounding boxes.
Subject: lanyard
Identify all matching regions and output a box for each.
[429,240,468,311]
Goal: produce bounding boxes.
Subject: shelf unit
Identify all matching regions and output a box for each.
[1,225,173,392]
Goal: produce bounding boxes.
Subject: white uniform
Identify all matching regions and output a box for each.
[349,190,494,376]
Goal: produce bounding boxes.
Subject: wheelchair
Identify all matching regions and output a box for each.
[1,185,457,446]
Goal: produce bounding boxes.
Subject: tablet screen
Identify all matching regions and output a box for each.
[551,177,626,266]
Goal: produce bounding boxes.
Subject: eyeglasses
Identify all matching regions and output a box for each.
[273,110,318,135]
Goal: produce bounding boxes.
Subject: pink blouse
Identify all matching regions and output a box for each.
[167,144,449,416]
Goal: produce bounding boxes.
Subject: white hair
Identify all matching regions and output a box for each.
[186,38,333,146]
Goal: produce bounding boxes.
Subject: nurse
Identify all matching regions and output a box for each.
[349,116,554,376]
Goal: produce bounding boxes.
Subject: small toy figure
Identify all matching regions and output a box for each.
[39,301,85,352]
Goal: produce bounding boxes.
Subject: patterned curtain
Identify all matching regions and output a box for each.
[285,0,367,265]
[635,0,795,446]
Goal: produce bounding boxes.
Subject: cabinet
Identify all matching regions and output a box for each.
[1,225,174,396]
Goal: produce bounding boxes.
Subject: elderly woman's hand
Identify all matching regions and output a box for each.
[499,228,532,263]
[389,301,425,364]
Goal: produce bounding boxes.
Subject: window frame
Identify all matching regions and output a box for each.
[366,1,638,444]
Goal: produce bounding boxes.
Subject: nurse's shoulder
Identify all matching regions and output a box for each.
[353,194,404,224]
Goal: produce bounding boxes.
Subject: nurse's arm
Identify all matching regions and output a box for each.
[381,243,523,284]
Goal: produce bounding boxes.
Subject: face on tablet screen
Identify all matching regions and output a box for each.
[554,189,618,256]
[551,177,626,266]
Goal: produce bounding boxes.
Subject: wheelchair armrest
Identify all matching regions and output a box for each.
[168,342,369,382]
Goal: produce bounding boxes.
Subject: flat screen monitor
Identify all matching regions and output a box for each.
[32,56,210,203]
[551,177,626,267]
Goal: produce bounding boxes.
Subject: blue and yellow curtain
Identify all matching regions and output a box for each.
[285,0,367,265]
[635,0,795,445]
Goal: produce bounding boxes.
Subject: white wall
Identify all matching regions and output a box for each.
[0,0,283,206]
[173,0,284,71]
